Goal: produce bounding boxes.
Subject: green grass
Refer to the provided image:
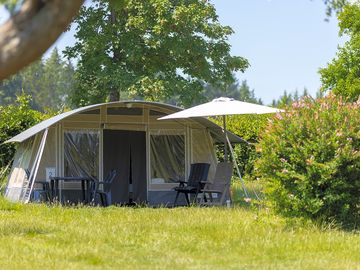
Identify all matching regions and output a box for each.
[0,197,359,270]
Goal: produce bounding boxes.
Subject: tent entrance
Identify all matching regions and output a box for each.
[103,130,147,205]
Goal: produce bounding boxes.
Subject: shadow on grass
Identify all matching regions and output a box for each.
[0,225,50,237]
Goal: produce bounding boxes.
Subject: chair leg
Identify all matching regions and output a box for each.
[99,193,105,207]
[184,193,190,206]
[173,191,180,207]
[45,191,51,202]
[104,194,108,207]
[191,188,202,205]
[202,192,208,203]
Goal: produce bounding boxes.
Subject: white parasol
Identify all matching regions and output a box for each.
[159,97,283,199]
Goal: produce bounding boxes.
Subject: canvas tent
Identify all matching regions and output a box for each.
[4,101,243,206]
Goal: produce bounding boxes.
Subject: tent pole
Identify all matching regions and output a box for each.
[23,128,49,203]
[223,115,228,162]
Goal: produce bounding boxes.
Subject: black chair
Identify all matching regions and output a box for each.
[26,169,51,202]
[92,170,117,206]
[173,163,210,206]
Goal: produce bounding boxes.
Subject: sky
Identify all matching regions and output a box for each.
[210,0,343,103]
[1,0,344,104]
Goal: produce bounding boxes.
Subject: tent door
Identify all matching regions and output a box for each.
[103,130,147,205]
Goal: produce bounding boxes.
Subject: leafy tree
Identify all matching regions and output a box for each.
[202,81,240,102]
[238,80,263,104]
[272,90,293,108]
[0,0,349,81]
[37,48,75,109]
[64,0,249,107]
[322,0,348,17]
[0,61,44,108]
[319,4,360,102]
[19,59,45,110]
[0,49,75,110]
[0,94,49,180]
[272,88,311,108]
[202,79,262,105]
[0,72,21,105]
[213,114,269,178]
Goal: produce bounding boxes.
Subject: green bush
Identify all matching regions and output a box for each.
[213,114,269,178]
[0,94,48,186]
[256,94,360,228]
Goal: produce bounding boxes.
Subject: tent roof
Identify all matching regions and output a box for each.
[5,101,243,144]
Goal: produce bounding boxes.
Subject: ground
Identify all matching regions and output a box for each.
[0,196,359,270]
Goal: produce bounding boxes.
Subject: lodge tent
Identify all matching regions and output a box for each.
[4,101,242,206]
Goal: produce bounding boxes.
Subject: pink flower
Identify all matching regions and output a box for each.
[336,130,342,137]
[244,198,252,203]
[275,113,283,120]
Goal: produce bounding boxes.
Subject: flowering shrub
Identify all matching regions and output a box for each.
[256,94,360,227]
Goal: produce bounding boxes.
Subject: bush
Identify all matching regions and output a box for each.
[0,94,48,186]
[213,114,269,178]
[256,94,360,228]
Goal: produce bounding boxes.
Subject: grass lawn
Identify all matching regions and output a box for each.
[0,196,359,270]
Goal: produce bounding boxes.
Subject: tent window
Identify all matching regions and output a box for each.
[5,136,38,201]
[192,129,217,181]
[64,130,99,178]
[150,133,185,184]
[149,110,166,116]
[107,107,143,115]
[79,109,100,115]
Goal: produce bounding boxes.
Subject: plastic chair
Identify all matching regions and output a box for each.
[199,162,233,206]
[173,163,210,206]
[92,170,117,206]
[26,169,51,202]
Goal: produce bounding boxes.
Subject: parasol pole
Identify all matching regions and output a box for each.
[226,135,250,199]
[223,115,228,162]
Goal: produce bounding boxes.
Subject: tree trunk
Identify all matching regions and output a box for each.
[109,88,120,102]
[108,7,120,102]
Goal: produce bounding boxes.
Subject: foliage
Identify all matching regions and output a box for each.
[0,48,75,110]
[213,114,270,178]
[270,88,327,108]
[322,0,348,18]
[0,94,49,179]
[64,0,249,107]
[39,48,75,109]
[0,0,20,14]
[271,88,307,108]
[319,4,360,102]
[256,94,360,228]
[203,79,263,105]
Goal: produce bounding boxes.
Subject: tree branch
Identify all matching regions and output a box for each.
[0,0,84,80]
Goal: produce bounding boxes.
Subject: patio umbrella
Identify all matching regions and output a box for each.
[158,97,283,198]
[159,97,282,159]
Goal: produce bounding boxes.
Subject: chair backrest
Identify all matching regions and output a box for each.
[207,162,233,204]
[187,163,210,186]
[103,169,117,192]
[210,162,233,190]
